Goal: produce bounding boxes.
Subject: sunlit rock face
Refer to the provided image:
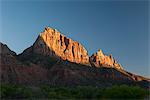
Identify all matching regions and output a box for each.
[33,27,90,65]
[90,49,123,70]
[26,27,123,68]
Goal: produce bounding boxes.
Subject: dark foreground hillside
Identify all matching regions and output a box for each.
[1,84,149,99]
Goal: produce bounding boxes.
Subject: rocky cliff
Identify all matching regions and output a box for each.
[22,27,89,65]
[0,42,16,56]
[0,42,50,85]
[90,49,123,70]
[21,27,123,70]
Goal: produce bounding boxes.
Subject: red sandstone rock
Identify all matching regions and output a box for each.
[90,49,123,70]
[33,27,90,65]
[23,27,124,69]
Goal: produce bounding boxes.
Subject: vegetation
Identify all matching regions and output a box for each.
[1,84,32,99]
[1,84,149,99]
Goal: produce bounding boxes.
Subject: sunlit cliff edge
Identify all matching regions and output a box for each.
[0,27,150,89]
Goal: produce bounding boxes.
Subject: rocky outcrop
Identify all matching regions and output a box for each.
[20,27,126,70]
[30,27,89,65]
[20,27,125,69]
[90,49,123,70]
[0,42,50,85]
[0,42,19,66]
[0,42,16,56]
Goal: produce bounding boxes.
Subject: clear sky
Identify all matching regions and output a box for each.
[1,0,149,77]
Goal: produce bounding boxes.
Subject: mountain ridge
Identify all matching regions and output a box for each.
[0,27,150,89]
[20,27,123,70]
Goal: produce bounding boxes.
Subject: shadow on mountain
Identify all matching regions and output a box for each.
[1,36,150,89]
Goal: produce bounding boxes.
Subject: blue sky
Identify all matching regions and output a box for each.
[1,0,149,77]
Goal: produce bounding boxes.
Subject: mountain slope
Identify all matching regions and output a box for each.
[1,27,150,89]
[19,27,124,69]
[19,27,89,65]
[0,42,50,85]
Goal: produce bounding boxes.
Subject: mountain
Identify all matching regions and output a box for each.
[19,27,89,65]
[90,49,123,70]
[0,43,50,85]
[18,27,123,69]
[0,42,16,56]
[1,27,150,89]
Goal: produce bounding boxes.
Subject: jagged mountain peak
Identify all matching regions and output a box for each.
[21,27,125,69]
[90,49,123,70]
[97,49,104,57]
[25,27,90,65]
[40,27,58,37]
[0,42,16,56]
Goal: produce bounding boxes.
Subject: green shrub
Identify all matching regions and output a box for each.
[1,84,32,99]
[1,84,149,99]
[103,85,149,99]
[39,85,149,99]
[74,86,96,98]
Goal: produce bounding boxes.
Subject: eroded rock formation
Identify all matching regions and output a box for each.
[32,27,89,65]
[90,49,123,70]
[22,27,124,69]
